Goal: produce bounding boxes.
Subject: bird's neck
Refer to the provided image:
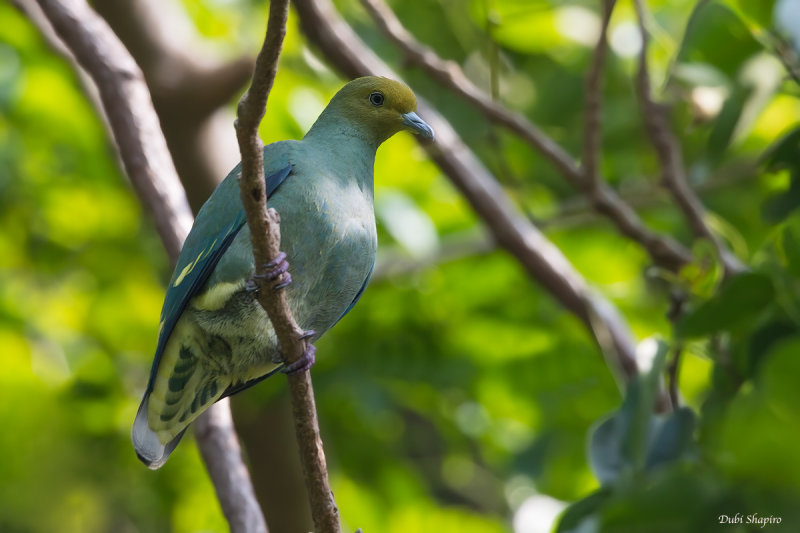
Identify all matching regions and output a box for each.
[302,110,379,192]
[303,106,384,151]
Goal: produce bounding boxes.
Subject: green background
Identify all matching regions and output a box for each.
[1,0,799,531]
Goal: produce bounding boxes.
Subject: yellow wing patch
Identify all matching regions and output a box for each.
[172,237,220,287]
[191,280,246,312]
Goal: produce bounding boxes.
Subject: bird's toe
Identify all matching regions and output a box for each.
[281,342,316,375]
[250,251,292,291]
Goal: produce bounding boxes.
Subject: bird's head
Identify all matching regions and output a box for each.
[310,76,434,146]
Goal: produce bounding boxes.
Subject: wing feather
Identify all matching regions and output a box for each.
[145,164,293,393]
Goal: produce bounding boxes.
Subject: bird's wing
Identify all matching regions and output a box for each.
[145,163,293,394]
[337,260,374,323]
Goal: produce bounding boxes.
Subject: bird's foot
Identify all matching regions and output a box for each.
[246,251,292,292]
[281,330,317,374]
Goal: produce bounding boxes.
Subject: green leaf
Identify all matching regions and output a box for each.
[677,273,775,338]
[645,408,697,470]
[680,3,763,78]
[762,173,800,224]
[555,488,610,533]
[589,341,669,485]
[761,129,800,223]
[589,415,628,486]
[761,127,800,172]
[747,320,798,376]
[723,0,777,28]
[678,240,723,298]
[780,221,800,276]
[707,86,752,162]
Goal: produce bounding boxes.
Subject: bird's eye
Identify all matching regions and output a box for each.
[369,92,384,106]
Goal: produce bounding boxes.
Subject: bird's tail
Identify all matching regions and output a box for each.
[132,395,186,469]
[132,319,231,468]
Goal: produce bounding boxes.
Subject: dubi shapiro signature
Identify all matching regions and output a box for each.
[719,513,782,528]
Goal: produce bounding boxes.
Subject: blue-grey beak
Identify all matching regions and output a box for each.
[401,111,434,140]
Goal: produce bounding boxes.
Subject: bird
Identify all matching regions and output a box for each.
[132,76,434,469]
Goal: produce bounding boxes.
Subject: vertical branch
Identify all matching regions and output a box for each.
[233,2,341,532]
[582,0,616,187]
[26,0,268,531]
[632,0,743,275]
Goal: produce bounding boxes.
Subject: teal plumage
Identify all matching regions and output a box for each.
[132,76,433,468]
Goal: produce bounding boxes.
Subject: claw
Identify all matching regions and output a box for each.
[281,330,317,374]
[249,251,292,292]
[264,251,287,270]
[272,273,292,291]
[245,279,259,293]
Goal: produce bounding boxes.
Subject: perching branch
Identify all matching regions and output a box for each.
[359,0,691,273]
[632,0,744,276]
[582,0,616,187]
[24,1,268,531]
[293,0,671,410]
[83,0,314,527]
[233,2,341,532]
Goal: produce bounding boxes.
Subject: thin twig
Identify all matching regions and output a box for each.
[293,0,671,411]
[26,0,268,531]
[665,290,687,410]
[360,0,691,273]
[632,0,743,276]
[666,345,683,410]
[582,0,616,187]
[233,2,341,532]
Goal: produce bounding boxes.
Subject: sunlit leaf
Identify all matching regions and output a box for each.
[678,273,775,338]
[724,0,777,29]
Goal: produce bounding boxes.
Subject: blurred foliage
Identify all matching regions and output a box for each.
[1,0,799,532]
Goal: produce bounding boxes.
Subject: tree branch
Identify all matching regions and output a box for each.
[582,0,616,187]
[87,1,314,528]
[25,1,268,531]
[92,0,255,211]
[233,2,341,531]
[31,0,192,259]
[194,398,270,533]
[359,0,691,272]
[293,0,671,410]
[632,0,744,276]
[374,159,758,279]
